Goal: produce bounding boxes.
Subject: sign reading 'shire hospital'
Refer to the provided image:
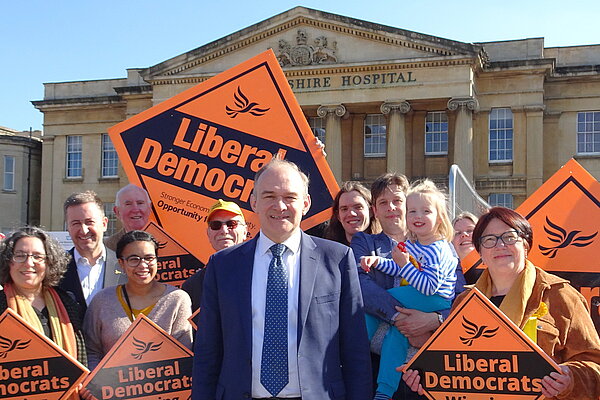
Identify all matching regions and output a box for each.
[404,289,561,400]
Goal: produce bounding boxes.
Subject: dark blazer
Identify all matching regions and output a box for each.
[59,247,126,311]
[351,231,403,323]
[351,231,466,323]
[192,231,372,400]
[182,267,206,314]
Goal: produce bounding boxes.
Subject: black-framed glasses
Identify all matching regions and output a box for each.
[479,230,521,249]
[12,252,47,263]
[208,220,244,231]
[122,255,157,267]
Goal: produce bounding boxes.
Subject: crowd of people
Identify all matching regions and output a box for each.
[1,158,599,400]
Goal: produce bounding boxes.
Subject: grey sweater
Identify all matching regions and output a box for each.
[83,284,193,369]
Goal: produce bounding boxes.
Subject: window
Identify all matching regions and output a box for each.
[3,156,15,191]
[364,114,386,157]
[577,111,600,155]
[103,202,117,236]
[308,117,326,143]
[489,108,513,162]
[101,134,119,177]
[425,111,448,155]
[66,135,82,178]
[488,193,513,208]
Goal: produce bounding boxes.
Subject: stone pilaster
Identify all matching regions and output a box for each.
[448,97,478,184]
[40,136,55,229]
[525,105,545,196]
[381,100,411,174]
[317,104,347,182]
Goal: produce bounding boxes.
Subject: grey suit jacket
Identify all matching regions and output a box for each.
[59,246,127,311]
[192,231,372,400]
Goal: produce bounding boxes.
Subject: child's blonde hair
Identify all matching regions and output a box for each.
[406,179,453,242]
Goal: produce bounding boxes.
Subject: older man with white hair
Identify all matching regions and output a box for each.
[104,184,151,251]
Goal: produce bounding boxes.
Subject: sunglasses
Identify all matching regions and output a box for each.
[208,220,244,231]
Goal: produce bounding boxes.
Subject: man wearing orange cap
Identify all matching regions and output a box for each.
[182,199,248,312]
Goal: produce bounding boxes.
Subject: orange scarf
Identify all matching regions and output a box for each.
[4,283,80,399]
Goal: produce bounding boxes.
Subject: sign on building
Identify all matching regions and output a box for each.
[108,49,338,264]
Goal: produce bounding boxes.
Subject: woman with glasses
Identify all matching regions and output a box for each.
[83,230,192,370]
[451,212,479,288]
[403,207,600,399]
[0,227,87,365]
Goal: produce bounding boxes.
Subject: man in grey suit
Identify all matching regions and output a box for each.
[60,191,126,311]
[193,159,372,400]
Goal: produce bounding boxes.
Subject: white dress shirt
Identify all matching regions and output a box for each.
[251,229,301,398]
[74,247,106,305]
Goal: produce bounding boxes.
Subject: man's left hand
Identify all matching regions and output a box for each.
[394,307,439,336]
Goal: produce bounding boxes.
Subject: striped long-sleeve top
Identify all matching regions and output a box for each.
[376,239,457,299]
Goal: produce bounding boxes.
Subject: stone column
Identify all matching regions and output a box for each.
[381,100,411,174]
[448,97,478,184]
[40,136,55,229]
[525,105,545,196]
[317,104,346,182]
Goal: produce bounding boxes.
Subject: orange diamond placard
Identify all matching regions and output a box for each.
[144,221,205,288]
[0,309,88,400]
[461,159,600,289]
[109,49,338,264]
[516,159,600,287]
[404,289,560,400]
[82,314,193,400]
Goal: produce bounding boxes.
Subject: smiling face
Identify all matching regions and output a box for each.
[250,164,311,243]
[478,218,526,276]
[66,202,108,261]
[338,190,370,242]
[206,210,247,251]
[406,193,440,244]
[452,217,476,259]
[9,237,47,292]
[115,187,151,232]
[372,185,406,237]
[119,240,158,286]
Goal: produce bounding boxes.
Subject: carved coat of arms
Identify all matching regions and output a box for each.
[276,29,338,67]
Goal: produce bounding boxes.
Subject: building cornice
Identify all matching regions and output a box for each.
[142,8,485,79]
[113,85,152,95]
[148,56,477,86]
[32,96,124,110]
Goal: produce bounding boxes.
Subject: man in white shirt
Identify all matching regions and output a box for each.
[193,158,372,400]
[60,190,126,310]
[104,184,152,251]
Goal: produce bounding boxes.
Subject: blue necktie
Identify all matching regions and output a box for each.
[260,243,288,396]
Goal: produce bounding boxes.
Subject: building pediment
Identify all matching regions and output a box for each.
[141,7,485,84]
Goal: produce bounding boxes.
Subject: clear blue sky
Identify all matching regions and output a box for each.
[2,0,599,131]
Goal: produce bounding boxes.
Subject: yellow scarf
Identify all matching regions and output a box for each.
[474,260,539,341]
[4,283,80,399]
[4,282,78,356]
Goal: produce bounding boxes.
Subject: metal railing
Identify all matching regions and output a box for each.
[448,164,490,220]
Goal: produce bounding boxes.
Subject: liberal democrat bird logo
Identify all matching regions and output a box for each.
[538,217,597,259]
[0,334,31,358]
[459,316,499,346]
[130,337,162,360]
[225,86,270,118]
